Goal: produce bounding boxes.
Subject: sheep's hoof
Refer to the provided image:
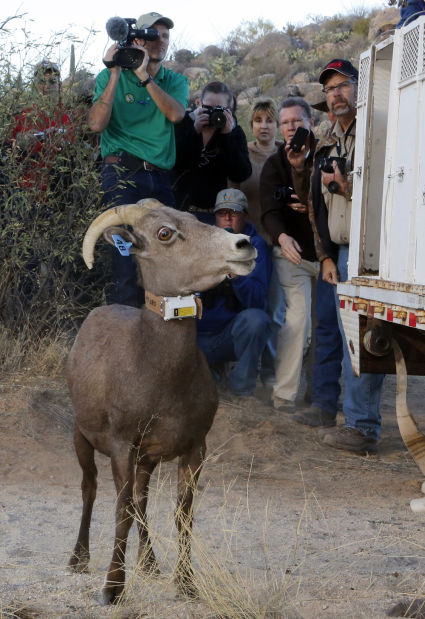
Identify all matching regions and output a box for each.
[101,583,125,606]
[387,599,425,618]
[68,552,90,573]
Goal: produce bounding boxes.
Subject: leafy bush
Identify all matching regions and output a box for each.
[0,20,106,338]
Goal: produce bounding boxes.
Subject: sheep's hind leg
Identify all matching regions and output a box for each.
[175,441,206,598]
[101,445,135,606]
[134,461,160,575]
[69,426,97,573]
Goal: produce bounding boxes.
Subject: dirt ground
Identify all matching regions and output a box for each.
[1,371,425,618]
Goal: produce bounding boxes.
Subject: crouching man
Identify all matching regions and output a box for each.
[197,188,272,398]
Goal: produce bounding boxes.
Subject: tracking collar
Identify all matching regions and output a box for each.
[145,291,203,321]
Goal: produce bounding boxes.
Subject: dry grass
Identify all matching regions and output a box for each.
[0,325,70,377]
[2,452,425,617]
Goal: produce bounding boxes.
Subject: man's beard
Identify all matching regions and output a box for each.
[331,103,351,116]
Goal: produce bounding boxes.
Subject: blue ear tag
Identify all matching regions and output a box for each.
[112,234,132,256]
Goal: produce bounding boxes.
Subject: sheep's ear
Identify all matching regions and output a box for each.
[103,226,145,251]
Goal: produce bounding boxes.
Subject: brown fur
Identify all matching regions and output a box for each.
[67,205,256,605]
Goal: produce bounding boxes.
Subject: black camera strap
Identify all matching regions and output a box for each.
[336,118,356,159]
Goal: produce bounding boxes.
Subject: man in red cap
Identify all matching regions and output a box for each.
[293,58,385,455]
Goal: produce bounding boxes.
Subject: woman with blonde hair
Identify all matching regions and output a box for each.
[237,98,284,392]
[238,97,282,242]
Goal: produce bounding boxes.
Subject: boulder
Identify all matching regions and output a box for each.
[237,86,261,106]
[292,71,310,85]
[295,81,323,98]
[257,73,276,91]
[304,87,328,112]
[272,84,301,100]
[295,22,322,48]
[183,67,210,82]
[244,32,292,63]
[368,8,400,42]
[195,45,223,65]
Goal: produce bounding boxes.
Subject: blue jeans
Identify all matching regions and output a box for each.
[312,248,384,439]
[197,308,271,395]
[311,272,343,414]
[101,162,176,307]
[335,245,384,440]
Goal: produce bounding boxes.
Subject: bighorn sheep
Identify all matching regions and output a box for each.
[67,199,256,604]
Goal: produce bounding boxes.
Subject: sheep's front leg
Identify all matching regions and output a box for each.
[101,445,135,606]
[134,461,160,574]
[69,426,97,572]
[175,441,206,597]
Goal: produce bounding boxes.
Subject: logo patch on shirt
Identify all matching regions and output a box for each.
[125,93,135,104]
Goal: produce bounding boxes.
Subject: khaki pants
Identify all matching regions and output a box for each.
[272,247,319,403]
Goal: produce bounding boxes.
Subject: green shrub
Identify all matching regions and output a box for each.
[0,26,106,336]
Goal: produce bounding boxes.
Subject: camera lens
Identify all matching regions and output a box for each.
[328,180,340,194]
[209,108,227,129]
[113,47,145,69]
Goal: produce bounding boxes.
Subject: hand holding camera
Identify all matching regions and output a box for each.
[285,126,310,171]
[274,186,307,213]
[105,17,159,69]
[319,156,348,196]
[193,105,233,135]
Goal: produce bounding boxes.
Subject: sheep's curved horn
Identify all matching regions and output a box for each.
[82,199,163,269]
[393,338,425,476]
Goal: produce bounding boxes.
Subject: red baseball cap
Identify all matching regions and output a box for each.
[319,59,359,85]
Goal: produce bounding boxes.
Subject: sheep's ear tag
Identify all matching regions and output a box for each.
[112,234,132,256]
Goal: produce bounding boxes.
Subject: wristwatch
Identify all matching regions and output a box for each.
[139,75,153,87]
[103,59,116,69]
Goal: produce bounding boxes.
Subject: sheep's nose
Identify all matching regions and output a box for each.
[236,238,252,250]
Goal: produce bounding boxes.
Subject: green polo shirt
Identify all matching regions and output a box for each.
[94,65,188,169]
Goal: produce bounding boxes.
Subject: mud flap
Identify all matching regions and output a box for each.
[393,338,425,513]
[339,303,361,377]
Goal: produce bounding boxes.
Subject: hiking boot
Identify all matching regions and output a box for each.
[321,426,378,455]
[293,405,336,428]
[273,397,296,413]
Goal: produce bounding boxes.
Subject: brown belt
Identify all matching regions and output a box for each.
[104,155,165,172]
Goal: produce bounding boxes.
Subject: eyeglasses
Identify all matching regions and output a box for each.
[322,80,357,95]
[215,209,243,217]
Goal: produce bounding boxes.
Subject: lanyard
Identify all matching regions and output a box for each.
[336,118,356,158]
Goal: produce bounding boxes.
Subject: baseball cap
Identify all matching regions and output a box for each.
[137,12,174,29]
[318,59,359,85]
[214,188,248,213]
[34,60,60,77]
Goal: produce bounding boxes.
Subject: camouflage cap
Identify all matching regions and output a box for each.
[136,12,174,29]
[34,59,60,76]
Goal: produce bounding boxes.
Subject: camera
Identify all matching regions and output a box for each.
[318,156,346,175]
[106,17,159,69]
[274,186,297,204]
[204,105,227,129]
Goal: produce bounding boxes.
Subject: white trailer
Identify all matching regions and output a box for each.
[337,18,425,510]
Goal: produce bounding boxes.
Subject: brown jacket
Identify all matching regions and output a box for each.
[260,137,317,262]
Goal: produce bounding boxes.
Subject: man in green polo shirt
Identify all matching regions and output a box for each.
[89,11,189,306]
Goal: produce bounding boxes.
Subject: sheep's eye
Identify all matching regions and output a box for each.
[157,226,173,241]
